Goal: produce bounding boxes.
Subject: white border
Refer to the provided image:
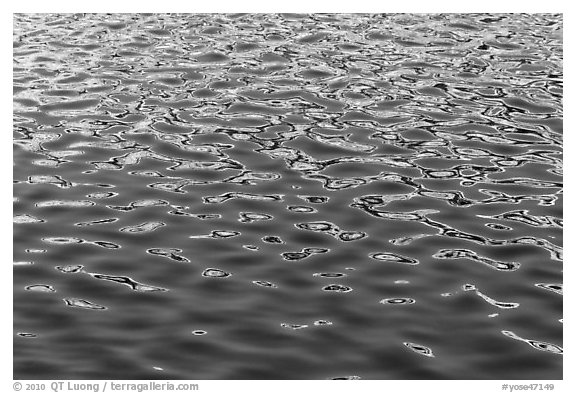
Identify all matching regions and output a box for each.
[5,0,571,13]
[4,3,569,391]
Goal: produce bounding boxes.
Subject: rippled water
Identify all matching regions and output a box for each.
[13,13,563,380]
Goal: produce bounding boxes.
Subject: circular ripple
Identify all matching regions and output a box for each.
[91,241,121,249]
[211,230,240,238]
[13,214,45,224]
[262,236,283,244]
[239,212,273,223]
[281,252,309,261]
[252,280,277,288]
[299,195,329,203]
[303,247,329,254]
[296,222,334,231]
[25,284,56,292]
[202,268,231,278]
[43,237,84,244]
[280,323,308,330]
[287,205,317,213]
[313,272,346,278]
[243,245,259,251]
[534,283,563,295]
[56,265,84,273]
[338,231,367,241]
[486,223,513,231]
[369,252,419,264]
[322,284,353,293]
[87,191,118,199]
[527,340,563,354]
[17,333,38,338]
[380,298,415,305]
[403,342,435,357]
[14,261,34,266]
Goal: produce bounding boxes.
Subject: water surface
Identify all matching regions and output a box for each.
[13,13,563,380]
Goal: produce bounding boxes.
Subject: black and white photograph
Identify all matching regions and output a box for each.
[10,3,566,388]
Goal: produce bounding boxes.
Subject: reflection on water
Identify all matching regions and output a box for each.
[14,13,562,380]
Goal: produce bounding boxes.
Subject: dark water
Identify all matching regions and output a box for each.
[13,13,563,380]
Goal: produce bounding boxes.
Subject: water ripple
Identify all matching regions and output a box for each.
[13,13,562,380]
